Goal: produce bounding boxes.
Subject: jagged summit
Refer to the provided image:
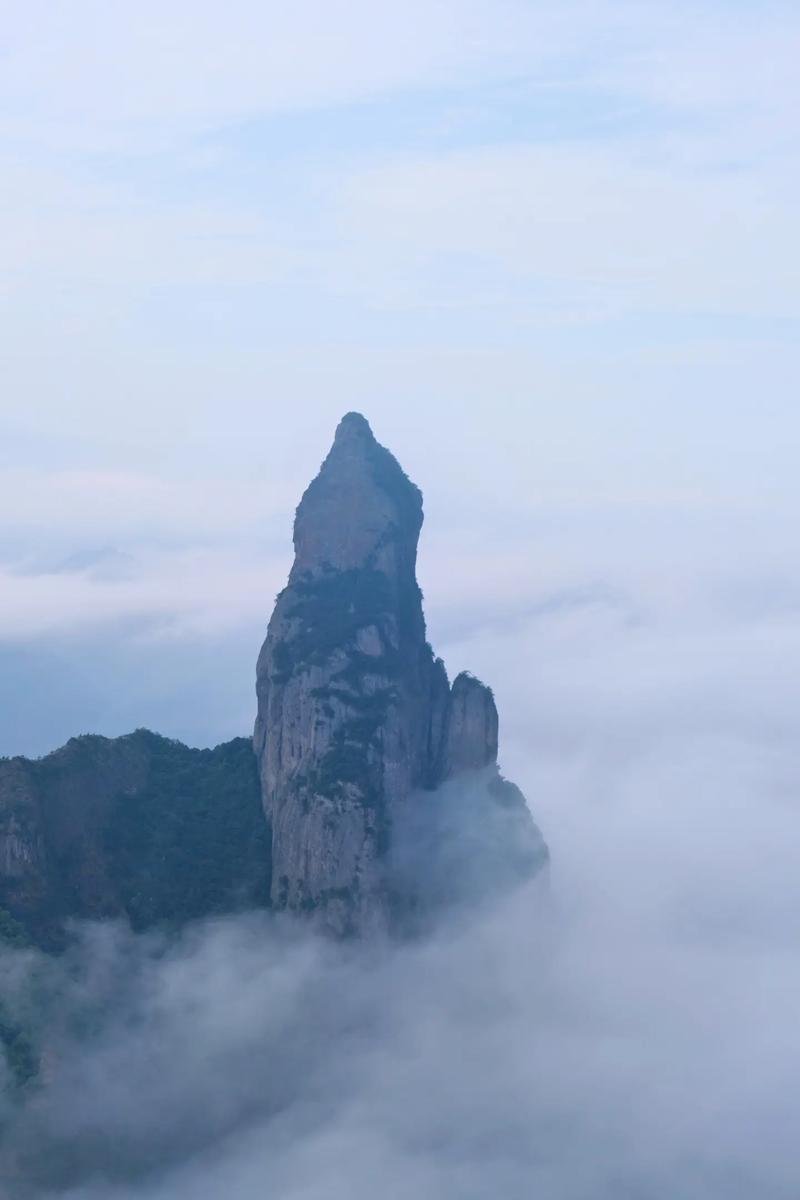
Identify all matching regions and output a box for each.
[255,414,546,934]
[291,411,422,581]
[334,410,374,440]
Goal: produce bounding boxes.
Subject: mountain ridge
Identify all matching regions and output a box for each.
[0,730,269,948]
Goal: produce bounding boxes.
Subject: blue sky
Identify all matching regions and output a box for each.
[1,0,799,756]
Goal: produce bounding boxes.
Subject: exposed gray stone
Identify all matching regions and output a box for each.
[254,413,547,933]
[441,672,499,779]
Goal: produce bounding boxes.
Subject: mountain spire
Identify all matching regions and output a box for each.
[290,411,422,582]
[254,414,546,934]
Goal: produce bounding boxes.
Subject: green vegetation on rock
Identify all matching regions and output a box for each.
[0,908,29,950]
[103,734,270,931]
[0,732,271,945]
[0,907,37,1089]
[272,568,393,683]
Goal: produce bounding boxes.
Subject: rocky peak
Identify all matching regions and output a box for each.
[254,414,546,934]
[291,411,422,582]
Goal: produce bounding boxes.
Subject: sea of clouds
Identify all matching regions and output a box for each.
[2,568,799,1198]
[2,0,799,1190]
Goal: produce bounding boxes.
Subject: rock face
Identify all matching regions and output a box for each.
[441,672,499,777]
[254,413,546,933]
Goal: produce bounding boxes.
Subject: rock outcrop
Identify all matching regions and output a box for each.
[441,672,499,777]
[254,413,546,933]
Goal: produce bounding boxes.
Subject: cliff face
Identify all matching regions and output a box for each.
[254,413,546,933]
[0,732,269,947]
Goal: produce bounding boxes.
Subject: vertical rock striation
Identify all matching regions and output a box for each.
[254,413,546,934]
[441,672,499,778]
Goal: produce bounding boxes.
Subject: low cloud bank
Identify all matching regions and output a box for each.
[2,716,798,1199]
[3,500,800,1197]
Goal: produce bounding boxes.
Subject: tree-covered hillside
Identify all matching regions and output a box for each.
[0,732,271,948]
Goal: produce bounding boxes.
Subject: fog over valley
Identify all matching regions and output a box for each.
[2,413,799,1195]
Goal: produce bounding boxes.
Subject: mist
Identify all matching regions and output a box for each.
[3,581,799,1200]
[2,0,799,1192]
